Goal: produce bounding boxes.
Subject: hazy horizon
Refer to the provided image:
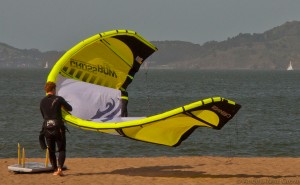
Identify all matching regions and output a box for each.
[1,0,300,51]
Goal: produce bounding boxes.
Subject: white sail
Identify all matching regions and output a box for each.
[44,62,48,68]
[287,61,293,71]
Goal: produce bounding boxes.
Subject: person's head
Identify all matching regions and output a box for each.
[44,81,56,94]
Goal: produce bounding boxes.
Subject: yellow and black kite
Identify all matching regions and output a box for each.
[47,30,241,147]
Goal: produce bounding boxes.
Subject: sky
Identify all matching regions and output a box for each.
[1,0,300,51]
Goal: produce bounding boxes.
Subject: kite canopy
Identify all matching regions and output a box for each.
[47,30,241,147]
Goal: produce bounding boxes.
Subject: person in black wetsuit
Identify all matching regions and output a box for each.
[40,82,72,176]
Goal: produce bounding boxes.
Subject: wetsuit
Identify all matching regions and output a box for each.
[40,94,72,171]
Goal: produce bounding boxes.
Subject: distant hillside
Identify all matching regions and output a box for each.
[1,21,300,69]
[0,43,63,68]
[150,21,300,69]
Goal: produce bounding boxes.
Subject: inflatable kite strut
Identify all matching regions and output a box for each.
[47,30,241,147]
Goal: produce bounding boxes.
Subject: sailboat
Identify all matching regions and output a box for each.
[44,62,48,69]
[287,61,293,71]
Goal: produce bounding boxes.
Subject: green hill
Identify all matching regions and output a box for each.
[1,21,300,69]
[0,43,63,68]
[150,21,300,69]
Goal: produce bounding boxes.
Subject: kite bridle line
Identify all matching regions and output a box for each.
[144,57,152,115]
[223,113,240,164]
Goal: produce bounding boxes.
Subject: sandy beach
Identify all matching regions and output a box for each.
[1,157,299,185]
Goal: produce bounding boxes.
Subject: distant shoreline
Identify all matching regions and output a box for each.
[1,21,300,70]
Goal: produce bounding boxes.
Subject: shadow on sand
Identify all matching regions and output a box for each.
[67,165,297,179]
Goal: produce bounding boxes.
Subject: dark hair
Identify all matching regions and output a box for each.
[44,82,56,93]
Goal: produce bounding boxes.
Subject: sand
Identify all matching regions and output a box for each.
[1,157,300,185]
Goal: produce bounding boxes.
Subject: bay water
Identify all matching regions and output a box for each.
[0,68,299,158]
